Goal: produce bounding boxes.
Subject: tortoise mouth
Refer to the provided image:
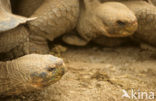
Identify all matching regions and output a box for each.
[30,67,65,88]
[104,20,138,38]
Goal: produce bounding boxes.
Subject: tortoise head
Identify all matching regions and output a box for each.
[77,0,138,40]
[0,54,65,96]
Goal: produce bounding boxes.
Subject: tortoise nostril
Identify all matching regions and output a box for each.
[116,20,126,26]
[47,67,56,72]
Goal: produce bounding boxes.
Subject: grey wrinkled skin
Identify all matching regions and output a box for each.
[93,0,156,47]
[0,0,137,95]
[0,0,156,95]
[0,54,65,96]
[62,0,156,47]
[0,0,79,95]
[0,0,66,96]
[7,0,138,49]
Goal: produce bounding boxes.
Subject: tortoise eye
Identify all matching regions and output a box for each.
[47,67,56,72]
[116,20,126,26]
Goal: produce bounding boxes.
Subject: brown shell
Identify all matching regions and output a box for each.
[0,0,35,33]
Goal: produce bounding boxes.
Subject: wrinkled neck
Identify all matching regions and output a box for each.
[0,61,8,94]
[83,0,100,10]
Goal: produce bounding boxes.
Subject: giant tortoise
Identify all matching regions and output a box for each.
[0,0,146,95]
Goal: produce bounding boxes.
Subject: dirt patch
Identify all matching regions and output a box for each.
[1,46,156,101]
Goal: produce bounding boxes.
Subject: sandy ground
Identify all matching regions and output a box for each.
[1,45,156,101]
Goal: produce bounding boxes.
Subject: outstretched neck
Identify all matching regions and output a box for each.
[81,0,100,10]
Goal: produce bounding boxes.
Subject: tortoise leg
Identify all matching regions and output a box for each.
[28,0,79,42]
[0,26,29,53]
[62,30,88,46]
[0,25,50,60]
[122,1,156,47]
[28,29,50,54]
